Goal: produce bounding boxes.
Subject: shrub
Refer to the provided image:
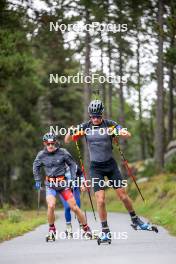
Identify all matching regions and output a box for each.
[8,210,22,223]
[165,156,176,173]
[138,161,156,178]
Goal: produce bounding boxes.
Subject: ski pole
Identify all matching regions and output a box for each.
[75,140,97,221]
[114,137,146,203]
[37,188,41,216]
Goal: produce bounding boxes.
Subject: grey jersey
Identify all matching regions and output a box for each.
[33,147,77,181]
[79,119,118,162]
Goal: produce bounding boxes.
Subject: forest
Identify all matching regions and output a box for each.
[0,0,176,207]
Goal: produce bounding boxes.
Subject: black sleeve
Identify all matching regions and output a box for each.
[33,152,43,181]
[77,166,83,177]
[105,119,118,127]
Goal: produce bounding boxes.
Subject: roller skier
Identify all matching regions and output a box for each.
[65,100,158,244]
[33,132,92,242]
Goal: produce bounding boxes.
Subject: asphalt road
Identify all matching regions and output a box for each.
[0,211,176,264]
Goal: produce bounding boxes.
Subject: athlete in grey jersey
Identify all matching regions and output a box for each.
[33,132,92,240]
[79,119,118,162]
[65,99,149,240]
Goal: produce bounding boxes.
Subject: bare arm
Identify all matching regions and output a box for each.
[64,126,75,144]
[65,125,85,143]
[64,132,73,144]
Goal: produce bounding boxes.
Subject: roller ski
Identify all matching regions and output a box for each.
[131,216,158,233]
[46,225,57,242]
[65,223,73,239]
[97,230,111,245]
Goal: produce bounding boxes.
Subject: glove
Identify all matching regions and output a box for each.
[113,125,122,136]
[72,134,80,142]
[35,181,41,190]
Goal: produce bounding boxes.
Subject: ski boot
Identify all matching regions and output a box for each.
[82,224,92,239]
[46,225,57,242]
[131,216,158,233]
[97,229,111,245]
[65,223,73,239]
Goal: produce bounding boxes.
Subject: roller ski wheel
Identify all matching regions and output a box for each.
[97,232,111,245]
[131,223,158,233]
[46,230,56,242]
[83,231,92,240]
[151,225,159,233]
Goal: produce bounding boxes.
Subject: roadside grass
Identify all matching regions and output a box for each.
[0,209,47,242]
[105,173,176,236]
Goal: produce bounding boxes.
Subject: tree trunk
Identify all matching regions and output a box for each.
[119,41,125,127]
[83,8,91,170]
[168,2,175,142]
[137,30,145,159]
[154,0,164,171]
[168,65,174,142]
[100,31,107,117]
[107,0,112,119]
[107,32,112,119]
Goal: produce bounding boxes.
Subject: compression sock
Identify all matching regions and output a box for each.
[101,220,110,234]
[129,211,137,218]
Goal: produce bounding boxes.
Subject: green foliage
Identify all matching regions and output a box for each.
[0,210,46,242]
[165,156,176,173]
[128,188,138,200]
[0,1,84,207]
[105,173,176,236]
[0,3,42,206]
[0,0,176,208]
[8,210,22,223]
[138,161,156,178]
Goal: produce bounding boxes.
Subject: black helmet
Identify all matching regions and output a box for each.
[88,100,104,116]
[43,132,57,142]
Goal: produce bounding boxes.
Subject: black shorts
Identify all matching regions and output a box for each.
[89,158,125,192]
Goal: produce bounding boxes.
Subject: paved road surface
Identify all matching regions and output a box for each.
[0,211,176,264]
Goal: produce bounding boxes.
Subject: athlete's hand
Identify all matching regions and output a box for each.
[119,129,131,137]
[69,125,76,135]
[65,126,77,144]
[35,180,41,190]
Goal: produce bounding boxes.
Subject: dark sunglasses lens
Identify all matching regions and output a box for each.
[91,116,102,119]
[46,142,55,146]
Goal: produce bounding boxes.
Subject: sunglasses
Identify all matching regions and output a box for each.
[90,115,102,119]
[46,142,56,146]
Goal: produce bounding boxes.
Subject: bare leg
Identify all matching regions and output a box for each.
[115,188,134,212]
[95,190,107,221]
[67,197,87,225]
[46,195,56,225]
